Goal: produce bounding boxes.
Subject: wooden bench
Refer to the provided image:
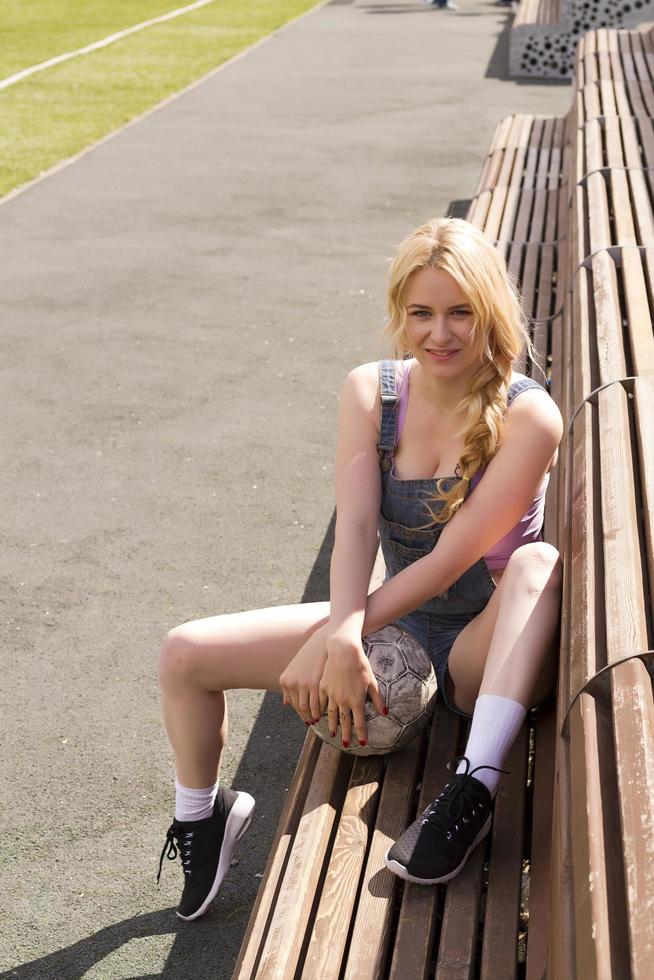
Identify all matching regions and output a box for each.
[509,0,654,79]
[546,23,654,976]
[233,23,654,978]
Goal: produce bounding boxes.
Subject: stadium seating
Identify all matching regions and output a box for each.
[510,0,654,78]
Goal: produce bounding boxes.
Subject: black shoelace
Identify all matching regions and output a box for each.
[157,824,194,883]
[421,756,508,840]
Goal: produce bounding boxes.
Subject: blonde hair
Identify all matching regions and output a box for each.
[385,217,532,524]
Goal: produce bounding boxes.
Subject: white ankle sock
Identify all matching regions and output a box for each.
[456,694,527,797]
[175,778,219,822]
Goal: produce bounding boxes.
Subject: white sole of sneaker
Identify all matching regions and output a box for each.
[383,813,492,885]
[176,790,256,921]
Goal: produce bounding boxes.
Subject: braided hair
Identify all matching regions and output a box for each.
[384,218,533,524]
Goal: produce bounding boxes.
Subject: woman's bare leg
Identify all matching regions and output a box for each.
[159,601,330,788]
[383,543,563,887]
[446,543,562,715]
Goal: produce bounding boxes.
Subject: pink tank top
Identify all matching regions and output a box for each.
[395,362,549,571]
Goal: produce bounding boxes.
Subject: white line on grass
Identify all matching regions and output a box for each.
[0,0,329,206]
[0,0,218,91]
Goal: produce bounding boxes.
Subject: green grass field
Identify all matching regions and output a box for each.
[0,0,319,198]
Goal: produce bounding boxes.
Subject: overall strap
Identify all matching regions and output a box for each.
[507,377,547,405]
[377,360,398,471]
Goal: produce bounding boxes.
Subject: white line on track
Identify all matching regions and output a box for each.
[0,0,218,91]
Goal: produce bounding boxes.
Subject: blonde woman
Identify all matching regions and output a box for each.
[157,218,563,918]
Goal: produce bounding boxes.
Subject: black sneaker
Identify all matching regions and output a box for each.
[157,786,255,920]
[384,757,506,885]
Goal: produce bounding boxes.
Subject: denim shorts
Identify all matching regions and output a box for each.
[395,611,481,720]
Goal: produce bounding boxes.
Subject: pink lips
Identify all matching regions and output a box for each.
[426,348,459,360]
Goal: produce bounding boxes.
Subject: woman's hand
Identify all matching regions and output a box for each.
[319,637,387,747]
[279,624,330,726]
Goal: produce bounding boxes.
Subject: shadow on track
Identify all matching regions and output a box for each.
[4,515,336,980]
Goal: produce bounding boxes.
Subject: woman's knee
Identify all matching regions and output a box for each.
[159,623,211,690]
[505,542,563,595]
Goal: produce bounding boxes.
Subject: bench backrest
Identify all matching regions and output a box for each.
[549,26,654,978]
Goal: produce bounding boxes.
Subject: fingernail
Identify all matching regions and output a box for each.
[304,721,310,726]
[312,718,320,724]
[342,740,349,748]
[330,730,336,738]
[359,740,367,747]
[382,706,389,716]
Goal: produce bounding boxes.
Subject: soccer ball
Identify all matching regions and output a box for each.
[313,624,437,756]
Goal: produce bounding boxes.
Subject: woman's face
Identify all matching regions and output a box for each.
[403,266,481,382]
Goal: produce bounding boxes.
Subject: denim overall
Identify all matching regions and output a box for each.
[377,359,543,718]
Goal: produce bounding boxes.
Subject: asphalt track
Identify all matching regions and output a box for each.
[0,1,571,977]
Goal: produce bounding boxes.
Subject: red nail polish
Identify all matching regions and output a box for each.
[342,740,349,748]
[305,721,310,726]
[330,730,336,738]
[359,740,367,747]
[382,706,389,716]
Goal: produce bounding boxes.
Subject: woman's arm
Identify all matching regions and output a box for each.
[326,362,383,646]
[280,362,387,739]
[362,389,563,634]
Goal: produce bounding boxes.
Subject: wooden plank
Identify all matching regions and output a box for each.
[390,704,461,980]
[535,240,555,330]
[603,115,624,169]
[593,381,654,969]
[525,701,556,980]
[633,377,654,629]
[547,730,576,980]
[256,745,353,979]
[233,731,323,979]
[479,726,529,980]
[598,384,648,661]
[585,81,602,125]
[611,661,654,977]
[625,78,647,117]
[622,138,654,245]
[581,119,606,177]
[641,30,654,84]
[544,125,563,244]
[584,33,599,86]
[609,31,625,88]
[586,171,611,257]
[568,399,597,713]
[612,77,632,118]
[634,115,654,177]
[347,735,424,979]
[520,242,539,326]
[591,251,627,384]
[434,845,485,980]
[302,755,384,980]
[622,247,654,374]
[569,695,613,980]
[599,78,616,118]
[619,30,638,84]
[619,113,642,170]
[632,39,653,111]
[512,181,535,247]
[609,169,637,245]
[577,29,588,86]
